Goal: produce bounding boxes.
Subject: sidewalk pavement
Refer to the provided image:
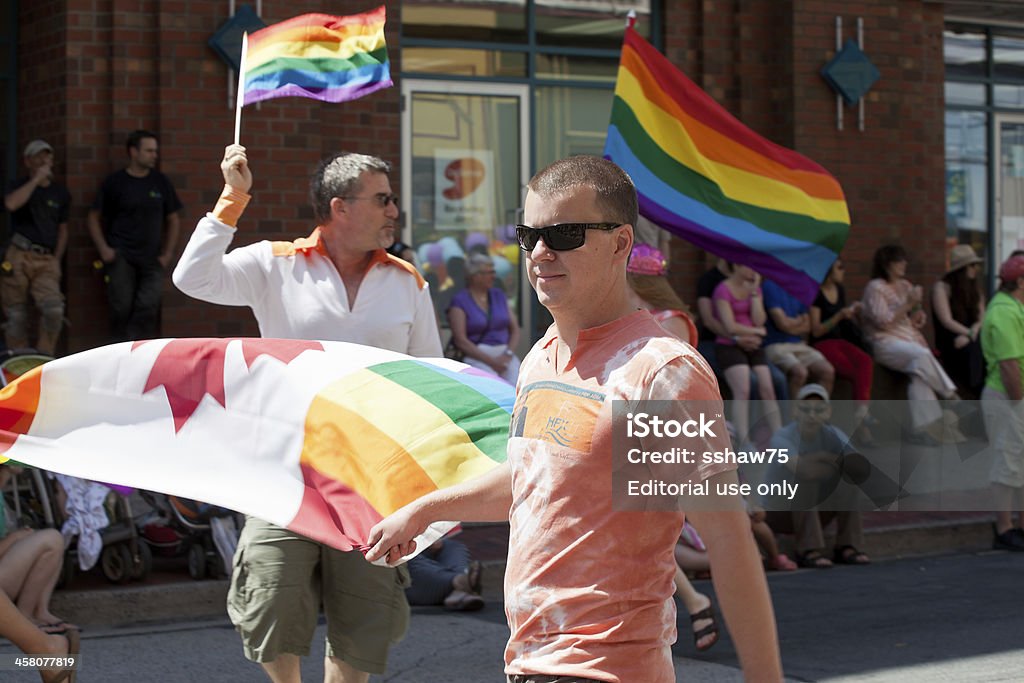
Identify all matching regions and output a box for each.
[51,510,996,627]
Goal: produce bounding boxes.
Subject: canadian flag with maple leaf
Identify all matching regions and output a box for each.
[0,338,513,561]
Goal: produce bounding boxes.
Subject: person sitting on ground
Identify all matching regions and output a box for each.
[447,253,521,384]
[810,258,878,445]
[404,536,485,611]
[626,244,697,345]
[861,244,961,445]
[932,244,986,399]
[711,264,782,444]
[762,277,836,401]
[0,588,79,683]
[0,464,73,633]
[767,383,871,568]
[696,258,789,400]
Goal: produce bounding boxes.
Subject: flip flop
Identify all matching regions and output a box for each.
[39,622,81,635]
[443,589,485,612]
[797,550,833,569]
[39,627,79,683]
[467,560,483,594]
[689,605,719,652]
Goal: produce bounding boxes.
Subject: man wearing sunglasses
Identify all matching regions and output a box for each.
[368,156,781,682]
[174,145,441,683]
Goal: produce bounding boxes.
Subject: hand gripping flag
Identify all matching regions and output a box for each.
[0,339,513,562]
[604,26,850,304]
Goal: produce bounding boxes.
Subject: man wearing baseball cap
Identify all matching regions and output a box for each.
[1,139,70,354]
[980,253,1024,551]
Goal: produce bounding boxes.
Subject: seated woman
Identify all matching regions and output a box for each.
[712,265,782,444]
[932,244,986,398]
[861,245,960,444]
[447,254,521,384]
[810,258,877,444]
[0,464,72,633]
[404,537,484,611]
[626,244,697,345]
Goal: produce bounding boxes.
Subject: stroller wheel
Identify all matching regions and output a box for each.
[187,542,207,580]
[100,544,134,584]
[131,541,153,581]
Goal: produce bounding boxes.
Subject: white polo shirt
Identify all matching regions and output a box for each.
[173,214,442,357]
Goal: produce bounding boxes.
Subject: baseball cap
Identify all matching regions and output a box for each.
[999,254,1024,283]
[23,139,53,157]
[796,383,830,402]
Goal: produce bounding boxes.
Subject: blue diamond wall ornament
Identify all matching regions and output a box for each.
[209,5,266,73]
[821,38,880,106]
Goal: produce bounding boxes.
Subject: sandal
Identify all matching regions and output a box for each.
[39,627,79,683]
[689,605,719,652]
[833,545,871,565]
[771,553,798,571]
[797,550,833,569]
[467,560,483,594]
[443,589,484,612]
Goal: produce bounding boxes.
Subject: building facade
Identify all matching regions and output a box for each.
[3,0,1022,353]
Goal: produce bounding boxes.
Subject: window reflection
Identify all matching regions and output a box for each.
[994,33,1024,81]
[944,28,986,79]
[535,0,651,48]
[945,111,988,238]
[945,81,985,106]
[535,86,614,169]
[401,0,527,43]
[404,48,527,78]
[536,54,618,83]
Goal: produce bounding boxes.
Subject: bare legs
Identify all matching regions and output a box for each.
[0,528,65,625]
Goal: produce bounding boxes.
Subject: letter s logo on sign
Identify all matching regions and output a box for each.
[442,158,486,200]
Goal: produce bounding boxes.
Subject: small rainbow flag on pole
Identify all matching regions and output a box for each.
[604,26,850,304]
[0,339,512,562]
[242,7,393,106]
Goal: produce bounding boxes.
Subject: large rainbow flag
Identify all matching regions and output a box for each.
[0,339,512,562]
[242,7,392,106]
[604,27,850,304]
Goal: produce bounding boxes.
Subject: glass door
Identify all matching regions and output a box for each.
[401,80,530,351]
[995,114,1024,275]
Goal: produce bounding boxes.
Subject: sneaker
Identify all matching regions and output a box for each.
[992,526,1024,552]
[210,516,239,574]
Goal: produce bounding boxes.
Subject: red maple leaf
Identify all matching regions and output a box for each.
[133,339,324,433]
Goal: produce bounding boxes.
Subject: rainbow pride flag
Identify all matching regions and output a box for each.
[0,339,512,562]
[604,28,850,304]
[242,7,392,106]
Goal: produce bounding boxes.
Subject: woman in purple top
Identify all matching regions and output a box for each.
[447,254,521,383]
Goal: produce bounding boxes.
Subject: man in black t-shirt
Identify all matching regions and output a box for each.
[88,129,182,342]
[2,139,71,354]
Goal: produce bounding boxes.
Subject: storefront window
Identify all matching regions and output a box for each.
[945,81,985,106]
[403,48,527,78]
[401,0,527,43]
[945,111,988,244]
[535,53,618,83]
[993,32,1024,81]
[535,0,651,48]
[535,86,614,168]
[944,28,986,79]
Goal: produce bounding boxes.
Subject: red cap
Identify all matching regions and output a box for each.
[999,255,1024,283]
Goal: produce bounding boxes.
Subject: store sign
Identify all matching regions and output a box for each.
[434,150,495,231]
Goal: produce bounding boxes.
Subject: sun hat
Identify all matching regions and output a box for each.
[796,383,830,403]
[946,244,983,275]
[627,243,668,276]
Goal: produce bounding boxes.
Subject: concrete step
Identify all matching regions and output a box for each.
[50,513,997,627]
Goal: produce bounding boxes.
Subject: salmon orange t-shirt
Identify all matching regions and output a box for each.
[503,310,734,683]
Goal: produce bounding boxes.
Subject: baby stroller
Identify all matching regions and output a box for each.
[0,348,152,586]
[138,491,241,580]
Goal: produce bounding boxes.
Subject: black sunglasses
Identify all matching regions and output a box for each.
[342,193,400,208]
[514,222,623,252]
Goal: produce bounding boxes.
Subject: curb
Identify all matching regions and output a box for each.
[51,516,995,627]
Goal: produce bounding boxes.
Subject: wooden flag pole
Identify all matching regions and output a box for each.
[234,32,248,145]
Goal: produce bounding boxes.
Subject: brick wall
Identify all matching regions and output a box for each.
[662,0,946,321]
[23,0,402,352]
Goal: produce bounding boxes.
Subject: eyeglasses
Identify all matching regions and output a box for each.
[342,193,400,208]
[514,222,622,252]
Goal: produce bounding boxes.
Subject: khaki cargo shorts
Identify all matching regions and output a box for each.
[227,516,410,673]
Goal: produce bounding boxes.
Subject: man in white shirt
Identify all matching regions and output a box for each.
[173,145,442,683]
